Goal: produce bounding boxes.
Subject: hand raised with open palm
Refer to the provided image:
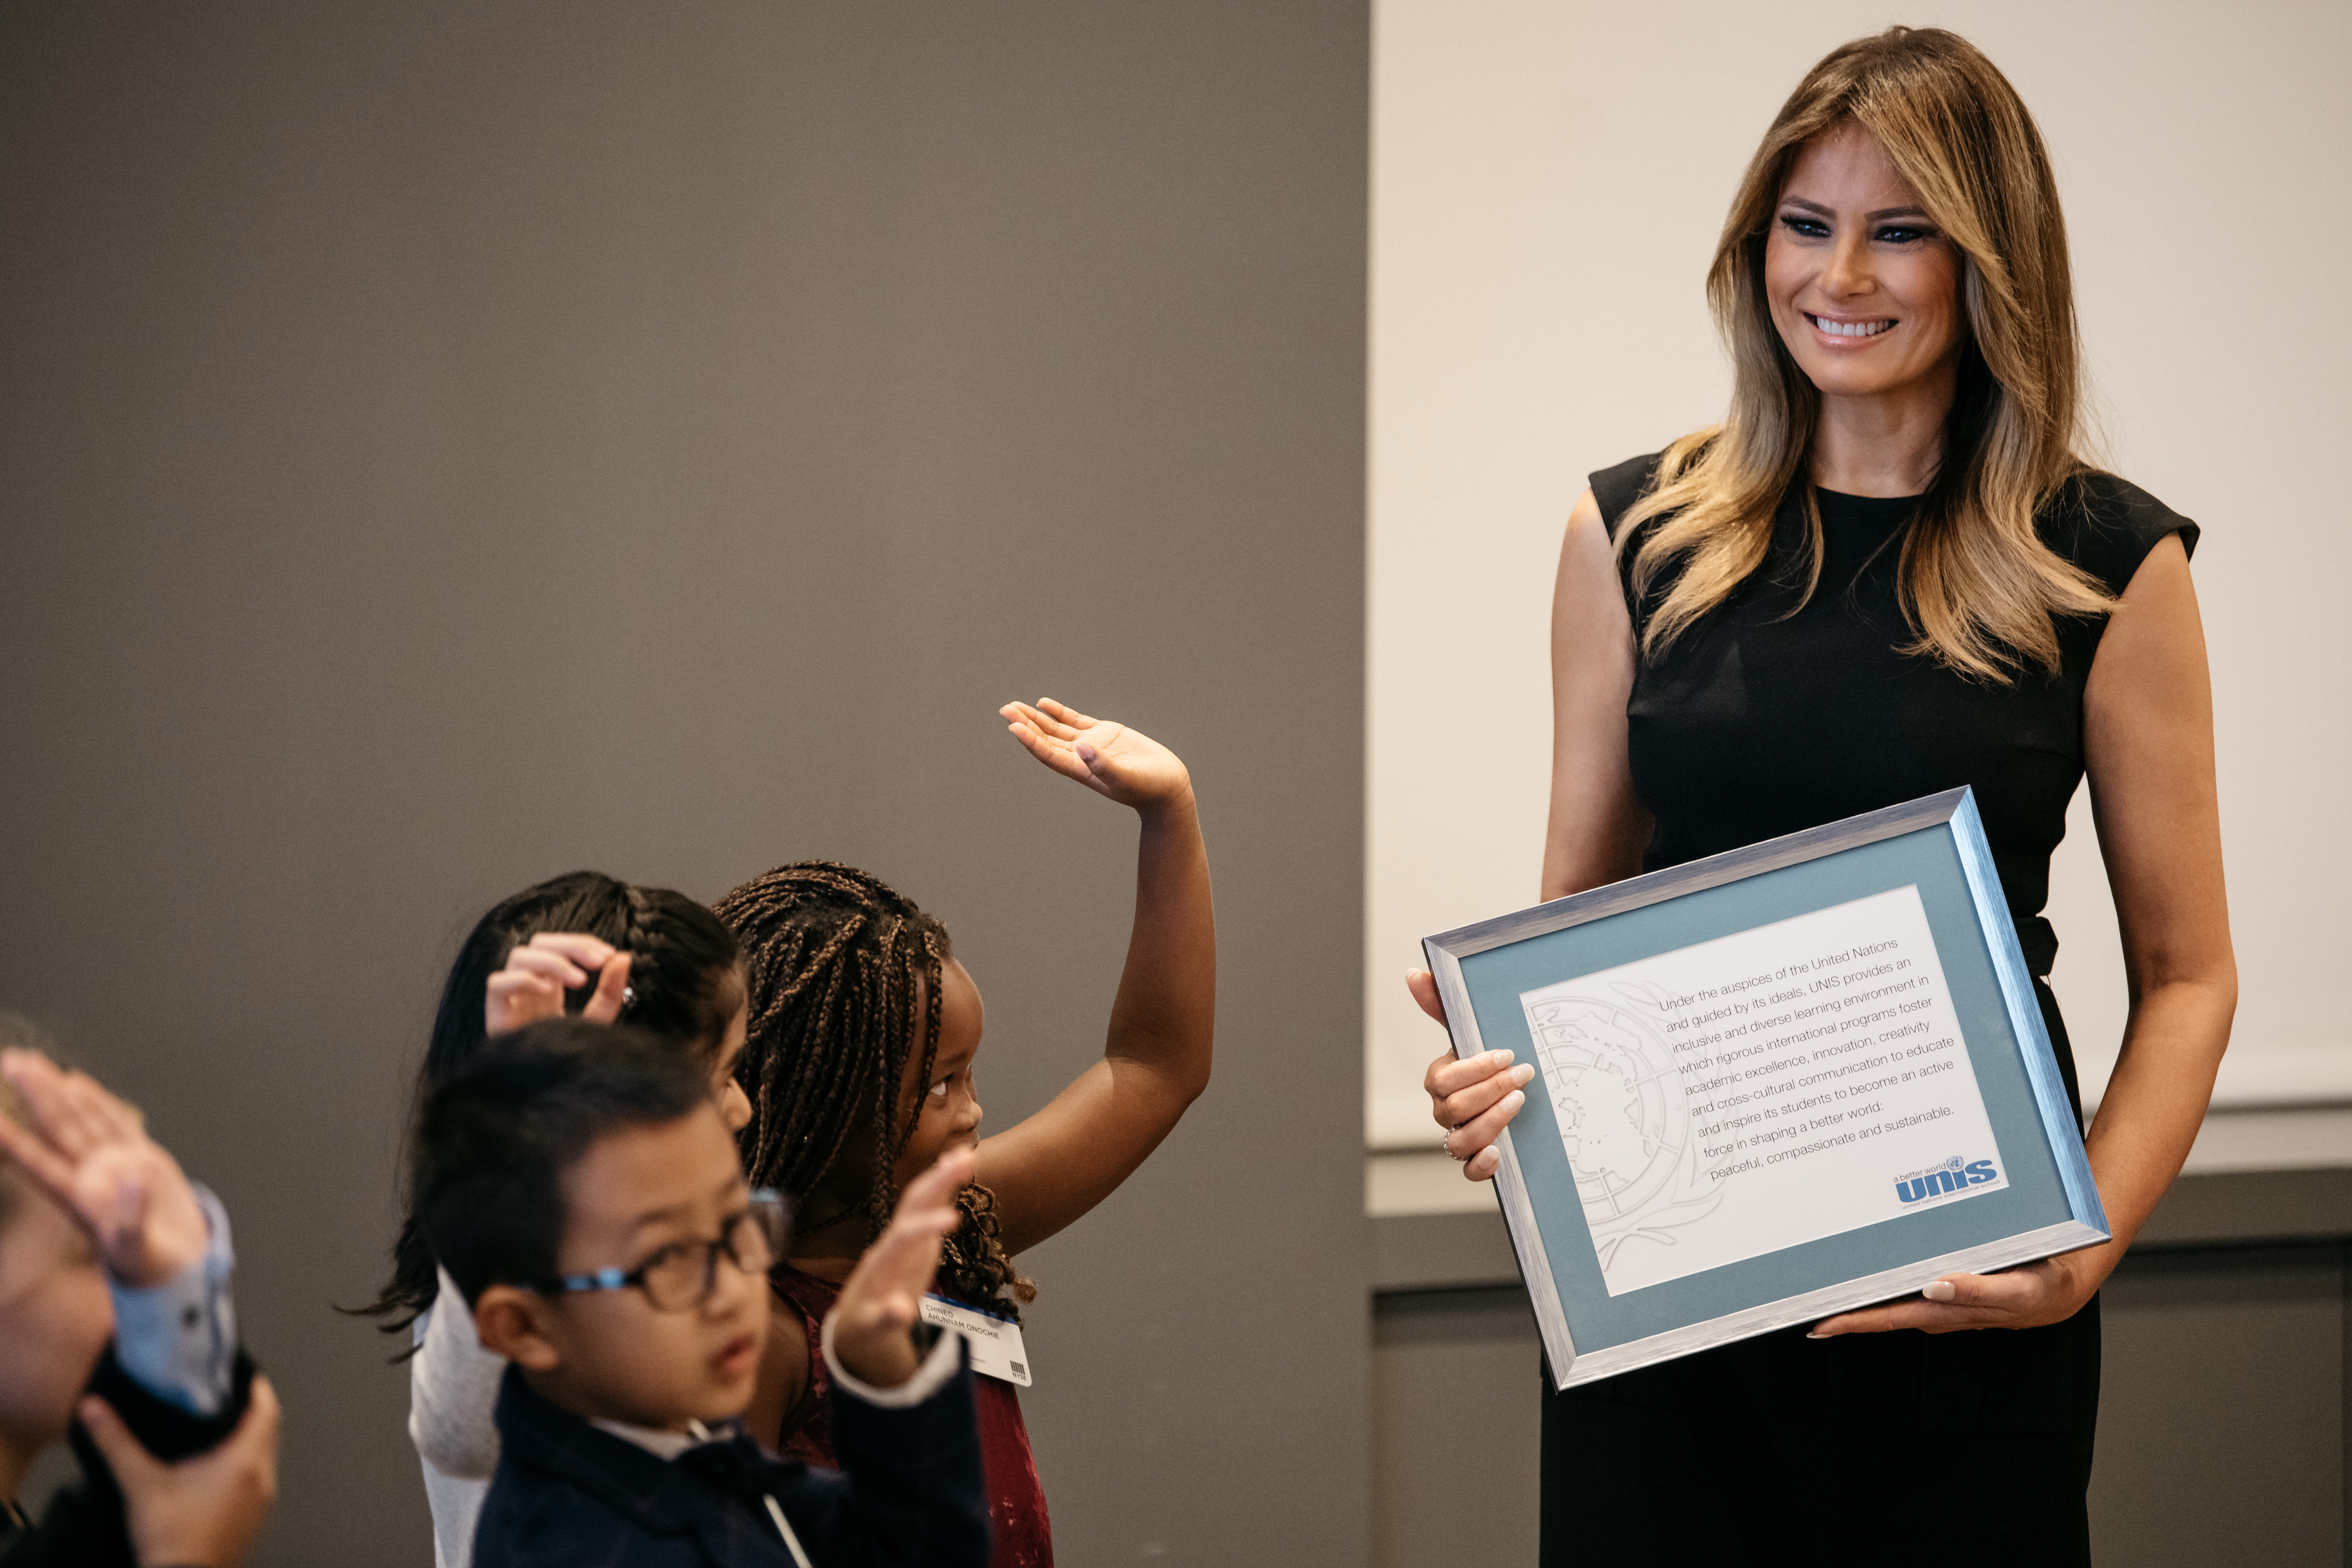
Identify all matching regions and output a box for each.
[0,1049,211,1288]
[999,697,1193,814]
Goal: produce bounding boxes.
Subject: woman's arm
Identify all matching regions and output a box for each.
[1543,488,1653,902]
[1419,491,1649,1179]
[1814,533,2236,1335]
[974,699,1216,1255]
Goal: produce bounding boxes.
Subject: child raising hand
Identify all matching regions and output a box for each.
[718,697,1214,1568]
[0,1040,279,1568]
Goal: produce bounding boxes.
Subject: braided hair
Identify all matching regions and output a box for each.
[360,870,744,1333]
[714,862,1034,1320]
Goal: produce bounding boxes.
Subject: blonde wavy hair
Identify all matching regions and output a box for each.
[1618,26,2111,682]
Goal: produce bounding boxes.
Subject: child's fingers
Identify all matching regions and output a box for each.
[1,1051,87,1152]
[502,947,593,989]
[486,972,562,1036]
[1035,697,1101,731]
[1005,723,1098,787]
[1001,718,1058,759]
[580,953,632,1025]
[104,1173,152,1257]
[903,1146,977,1205]
[0,1105,78,1206]
[861,1213,956,1287]
[486,972,560,1004]
[855,1213,958,1311]
[522,932,618,969]
[1007,700,1082,742]
[26,1059,140,1148]
[79,1076,147,1146]
[50,1072,124,1156]
[78,1396,167,1487]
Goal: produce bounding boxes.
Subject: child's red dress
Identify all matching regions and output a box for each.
[771,1264,1054,1568]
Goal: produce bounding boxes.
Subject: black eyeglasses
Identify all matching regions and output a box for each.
[539,1190,791,1313]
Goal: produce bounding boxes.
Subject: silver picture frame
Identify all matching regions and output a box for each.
[1422,786,2109,1391]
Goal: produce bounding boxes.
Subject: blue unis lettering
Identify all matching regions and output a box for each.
[1894,1158,1999,1204]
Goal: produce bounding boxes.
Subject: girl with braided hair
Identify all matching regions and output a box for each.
[361,871,753,1568]
[721,698,1216,1568]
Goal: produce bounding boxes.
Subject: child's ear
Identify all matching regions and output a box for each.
[473,1284,564,1372]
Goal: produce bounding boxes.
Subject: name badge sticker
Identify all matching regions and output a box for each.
[920,1295,1032,1387]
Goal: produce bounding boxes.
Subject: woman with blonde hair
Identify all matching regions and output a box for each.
[1414,26,2232,1564]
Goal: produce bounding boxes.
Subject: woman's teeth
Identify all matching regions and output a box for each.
[1812,316,1893,338]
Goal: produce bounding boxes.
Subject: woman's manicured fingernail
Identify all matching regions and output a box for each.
[1513,1063,1535,1084]
[1503,1090,1525,1112]
[1922,1280,1957,1302]
[1805,1330,1831,1339]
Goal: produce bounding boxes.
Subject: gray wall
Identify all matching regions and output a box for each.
[0,4,1369,1562]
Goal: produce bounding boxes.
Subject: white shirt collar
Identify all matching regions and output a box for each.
[589,1415,719,1461]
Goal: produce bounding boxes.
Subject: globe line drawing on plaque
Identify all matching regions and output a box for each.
[1522,982,1723,1272]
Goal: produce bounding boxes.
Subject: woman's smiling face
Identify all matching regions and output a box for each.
[1765,122,1965,404]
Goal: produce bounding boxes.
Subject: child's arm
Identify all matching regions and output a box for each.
[0,1050,231,1415]
[407,1264,506,1480]
[982,698,1215,1254]
[0,1048,280,1568]
[802,1150,989,1568]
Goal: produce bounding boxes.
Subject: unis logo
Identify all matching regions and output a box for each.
[1894,1154,1998,1205]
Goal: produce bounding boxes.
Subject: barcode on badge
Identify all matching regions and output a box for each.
[1009,1361,1026,1377]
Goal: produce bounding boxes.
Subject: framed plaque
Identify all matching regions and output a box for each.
[1422,787,2107,1391]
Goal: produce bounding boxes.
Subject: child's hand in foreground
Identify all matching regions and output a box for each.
[1001,698,1194,815]
[485,933,633,1036]
[84,1374,281,1568]
[0,1049,210,1289]
[828,1147,977,1389]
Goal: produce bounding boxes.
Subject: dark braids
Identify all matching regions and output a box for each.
[715,861,1034,1320]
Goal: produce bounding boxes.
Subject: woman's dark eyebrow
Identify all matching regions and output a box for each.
[1777,197,1931,223]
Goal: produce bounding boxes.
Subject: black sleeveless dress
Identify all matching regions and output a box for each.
[1542,454,2198,1568]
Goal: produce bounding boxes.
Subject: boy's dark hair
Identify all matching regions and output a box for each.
[413,1019,714,1308]
[714,862,1033,1320]
[365,871,745,1330]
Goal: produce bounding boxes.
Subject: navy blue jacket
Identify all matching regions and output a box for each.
[472,1355,989,1568]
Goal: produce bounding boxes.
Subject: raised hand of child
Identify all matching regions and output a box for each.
[1000,698,1193,813]
[827,1147,977,1389]
[485,934,633,1036]
[83,1374,281,1568]
[0,1050,209,1289]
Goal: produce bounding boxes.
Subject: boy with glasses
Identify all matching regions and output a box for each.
[416,1020,987,1568]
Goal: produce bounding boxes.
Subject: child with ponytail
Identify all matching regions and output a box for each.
[362,871,752,1568]
[717,699,1216,1568]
